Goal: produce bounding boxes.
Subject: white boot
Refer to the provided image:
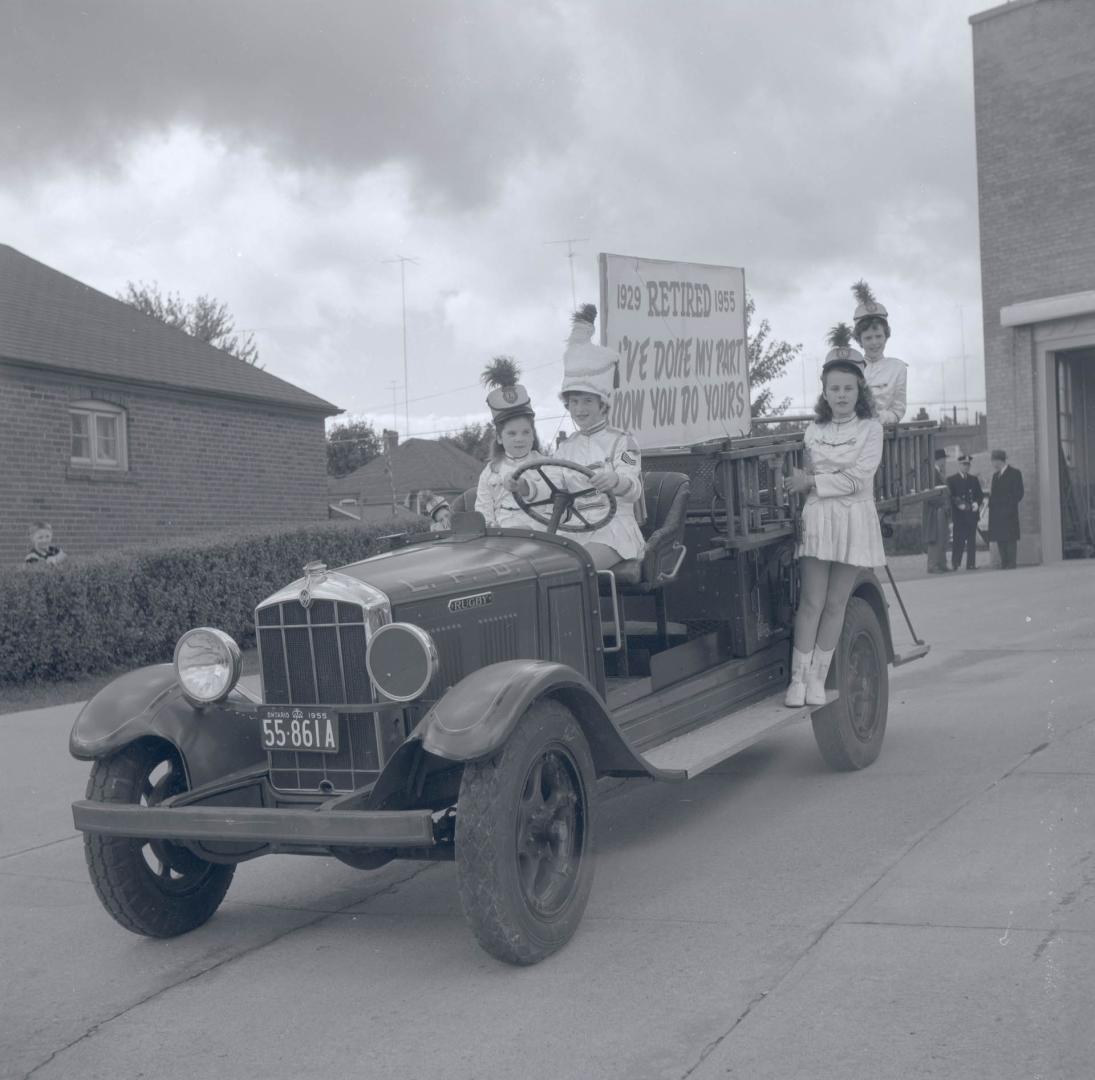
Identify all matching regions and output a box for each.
[784,648,811,707]
[805,646,835,706]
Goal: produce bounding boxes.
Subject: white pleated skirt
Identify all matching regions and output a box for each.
[796,495,886,568]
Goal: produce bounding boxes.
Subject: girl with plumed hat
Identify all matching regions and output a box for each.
[851,280,907,425]
[514,304,645,570]
[781,326,886,707]
[474,357,546,529]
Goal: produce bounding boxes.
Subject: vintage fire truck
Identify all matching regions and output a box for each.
[69,419,935,965]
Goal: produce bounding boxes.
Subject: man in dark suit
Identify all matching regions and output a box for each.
[947,453,984,570]
[923,449,952,573]
[988,449,1024,569]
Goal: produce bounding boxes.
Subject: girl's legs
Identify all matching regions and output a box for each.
[793,557,831,653]
[814,562,860,650]
[805,561,859,705]
[788,557,830,706]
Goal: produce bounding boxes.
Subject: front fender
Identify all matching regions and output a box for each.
[69,664,265,790]
[851,570,896,663]
[419,660,670,779]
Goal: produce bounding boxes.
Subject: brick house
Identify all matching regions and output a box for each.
[328,431,483,514]
[971,0,1095,561]
[0,244,340,564]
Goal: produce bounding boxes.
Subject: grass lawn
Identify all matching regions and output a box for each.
[0,646,262,717]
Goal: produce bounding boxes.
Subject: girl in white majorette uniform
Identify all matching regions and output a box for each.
[514,304,645,570]
[851,279,907,425]
[474,358,547,530]
[782,331,886,707]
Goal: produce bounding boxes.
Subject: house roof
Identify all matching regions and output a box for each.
[0,244,339,415]
[329,501,427,525]
[329,438,484,499]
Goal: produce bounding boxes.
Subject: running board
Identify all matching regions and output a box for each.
[892,643,930,666]
[641,690,838,779]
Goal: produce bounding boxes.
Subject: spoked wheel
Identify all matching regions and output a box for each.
[456,699,596,965]
[811,596,889,770]
[83,741,235,937]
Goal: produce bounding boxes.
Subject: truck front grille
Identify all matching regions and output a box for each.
[257,599,371,706]
[268,713,387,794]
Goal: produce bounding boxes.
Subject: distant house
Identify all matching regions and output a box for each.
[0,244,340,563]
[328,431,483,513]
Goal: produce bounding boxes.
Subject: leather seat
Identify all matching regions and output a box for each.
[449,487,478,513]
[599,472,690,673]
[607,472,690,590]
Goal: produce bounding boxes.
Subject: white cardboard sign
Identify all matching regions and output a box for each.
[599,253,750,449]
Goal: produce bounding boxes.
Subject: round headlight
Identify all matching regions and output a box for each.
[366,623,438,702]
[174,628,242,705]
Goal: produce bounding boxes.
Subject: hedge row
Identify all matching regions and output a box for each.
[0,521,425,687]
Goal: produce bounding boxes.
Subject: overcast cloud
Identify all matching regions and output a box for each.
[1,0,990,439]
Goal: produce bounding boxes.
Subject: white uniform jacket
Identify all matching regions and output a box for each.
[531,423,646,561]
[474,456,546,530]
[863,355,908,425]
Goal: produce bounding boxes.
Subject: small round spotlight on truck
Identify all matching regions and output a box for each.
[173,628,242,705]
[366,623,438,702]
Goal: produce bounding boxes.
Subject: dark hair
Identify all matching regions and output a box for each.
[814,374,877,422]
[991,448,1007,462]
[853,315,891,344]
[490,413,542,462]
[562,391,610,416]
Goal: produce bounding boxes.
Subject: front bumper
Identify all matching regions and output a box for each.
[71,800,436,848]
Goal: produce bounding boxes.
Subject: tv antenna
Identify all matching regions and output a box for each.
[382,255,419,437]
[544,238,589,309]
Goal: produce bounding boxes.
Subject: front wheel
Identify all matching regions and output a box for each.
[83,741,235,937]
[456,699,596,965]
[811,596,889,770]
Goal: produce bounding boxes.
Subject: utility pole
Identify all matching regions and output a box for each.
[383,255,419,438]
[388,381,400,436]
[544,238,589,310]
[957,304,969,424]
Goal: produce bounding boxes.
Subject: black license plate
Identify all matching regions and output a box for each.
[259,706,340,753]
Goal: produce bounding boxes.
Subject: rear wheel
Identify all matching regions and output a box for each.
[811,596,889,770]
[83,741,235,937]
[456,699,596,965]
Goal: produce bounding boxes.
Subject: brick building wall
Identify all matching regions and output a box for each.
[0,364,329,564]
[972,0,1095,561]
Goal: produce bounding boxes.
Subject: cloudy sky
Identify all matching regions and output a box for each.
[2,0,993,443]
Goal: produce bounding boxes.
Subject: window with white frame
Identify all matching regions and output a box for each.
[69,400,128,470]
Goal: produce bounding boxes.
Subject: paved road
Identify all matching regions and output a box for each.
[2,563,1092,1080]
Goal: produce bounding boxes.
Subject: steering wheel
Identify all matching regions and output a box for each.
[512,459,617,534]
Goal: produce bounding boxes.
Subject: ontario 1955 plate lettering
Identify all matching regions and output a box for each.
[448,591,493,612]
[259,706,339,753]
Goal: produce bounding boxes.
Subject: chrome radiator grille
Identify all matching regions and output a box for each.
[268,714,386,794]
[257,598,371,706]
[256,570,392,794]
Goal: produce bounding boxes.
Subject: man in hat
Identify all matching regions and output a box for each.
[988,449,1024,569]
[947,452,984,570]
[922,449,951,573]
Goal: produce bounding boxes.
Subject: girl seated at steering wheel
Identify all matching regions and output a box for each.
[475,357,547,530]
[510,304,645,571]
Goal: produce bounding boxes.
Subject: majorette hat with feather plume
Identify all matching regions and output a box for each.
[559,303,618,406]
[823,322,864,369]
[822,323,865,378]
[481,356,535,426]
[851,279,890,327]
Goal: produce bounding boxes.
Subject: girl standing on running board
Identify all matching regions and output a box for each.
[783,341,885,706]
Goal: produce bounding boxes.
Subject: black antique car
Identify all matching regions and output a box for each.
[70,429,933,964]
